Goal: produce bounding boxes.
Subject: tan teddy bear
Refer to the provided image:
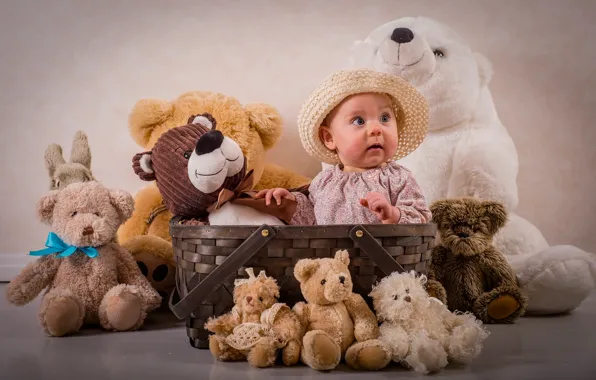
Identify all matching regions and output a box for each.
[117,91,311,299]
[6,181,162,337]
[204,268,303,368]
[292,250,392,371]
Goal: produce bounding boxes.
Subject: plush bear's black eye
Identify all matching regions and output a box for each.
[433,49,445,58]
[321,279,326,285]
[183,151,192,159]
[94,212,100,217]
[259,297,263,302]
[70,211,78,217]
[393,295,399,300]
[405,288,410,293]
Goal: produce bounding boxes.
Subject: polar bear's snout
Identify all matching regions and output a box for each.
[391,27,414,44]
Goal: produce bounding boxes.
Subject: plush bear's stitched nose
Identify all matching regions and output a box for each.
[82,226,94,236]
[195,130,224,155]
[339,276,345,284]
[457,232,470,238]
[246,296,252,303]
[404,295,411,303]
[391,27,414,44]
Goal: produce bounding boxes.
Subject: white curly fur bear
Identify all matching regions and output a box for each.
[369,271,489,374]
[342,16,596,316]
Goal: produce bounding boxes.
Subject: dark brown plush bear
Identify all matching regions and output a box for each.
[425,197,527,324]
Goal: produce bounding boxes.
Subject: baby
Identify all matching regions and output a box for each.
[257,69,432,225]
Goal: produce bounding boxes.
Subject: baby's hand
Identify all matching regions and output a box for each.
[360,192,400,224]
[255,188,296,205]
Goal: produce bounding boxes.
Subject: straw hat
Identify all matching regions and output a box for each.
[297,68,429,165]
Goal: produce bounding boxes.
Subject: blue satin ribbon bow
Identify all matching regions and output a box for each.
[29,232,99,258]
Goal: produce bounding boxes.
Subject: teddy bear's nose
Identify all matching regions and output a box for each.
[457,232,470,239]
[195,130,224,155]
[245,296,252,303]
[339,276,345,284]
[82,226,94,236]
[391,27,414,44]
[404,295,411,303]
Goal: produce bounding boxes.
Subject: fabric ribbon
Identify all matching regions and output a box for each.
[205,169,301,224]
[207,169,258,213]
[29,232,99,258]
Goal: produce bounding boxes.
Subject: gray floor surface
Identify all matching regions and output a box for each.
[1,283,594,380]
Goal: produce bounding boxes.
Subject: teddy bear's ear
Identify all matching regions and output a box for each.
[294,259,320,283]
[334,250,350,266]
[132,152,156,181]
[261,277,280,298]
[109,189,135,223]
[244,103,283,150]
[37,191,59,225]
[128,98,175,148]
[188,113,216,130]
[417,272,428,286]
[481,200,508,234]
[368,282,383,301]
[429,199,452,226]
[475,52,493,87]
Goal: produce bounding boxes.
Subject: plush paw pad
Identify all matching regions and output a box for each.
[106,291,142,331]
[303,331,341,371]
[44,297,81,337]
[487,295,520,321]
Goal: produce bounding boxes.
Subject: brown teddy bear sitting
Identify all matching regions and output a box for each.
[118,91,311,299]
[426,197,528,324]
[204,268,303,368]
[6,181,162,336]
[292,250,392,371]
[132,113,293,225]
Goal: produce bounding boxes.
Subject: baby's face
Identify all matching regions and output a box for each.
[321,93,398,171]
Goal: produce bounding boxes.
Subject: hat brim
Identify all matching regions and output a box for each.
[298,69,429,165]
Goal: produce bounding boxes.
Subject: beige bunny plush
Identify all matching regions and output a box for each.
[45,130,95,190]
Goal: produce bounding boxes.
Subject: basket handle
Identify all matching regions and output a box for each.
[168,224,276,320]
[349,225,405,275]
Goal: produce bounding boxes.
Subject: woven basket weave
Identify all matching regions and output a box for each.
[167,217,437,349]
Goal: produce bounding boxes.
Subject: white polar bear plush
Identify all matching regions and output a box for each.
[339,16,596,315]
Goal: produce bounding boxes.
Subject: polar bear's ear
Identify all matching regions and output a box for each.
[475,53,493,87]
[348,39,379,68]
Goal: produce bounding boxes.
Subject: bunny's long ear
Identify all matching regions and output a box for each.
[44,144,65,180]
[70,130,92,169]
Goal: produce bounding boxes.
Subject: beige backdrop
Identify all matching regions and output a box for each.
[1,0,595,272]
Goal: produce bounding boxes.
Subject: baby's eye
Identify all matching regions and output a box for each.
[393,294,399,300]
[351,116,365,126]
[380,113,390,123]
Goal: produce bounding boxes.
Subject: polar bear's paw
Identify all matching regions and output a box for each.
[517,245,596,315]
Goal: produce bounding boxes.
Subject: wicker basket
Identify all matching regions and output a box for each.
[167,216,437,349]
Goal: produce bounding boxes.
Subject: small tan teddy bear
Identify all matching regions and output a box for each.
[6,181,162,336]
[370,270,490,375]
[427,197,528,324]
[292,250,392,371]
[204,268,303,368]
